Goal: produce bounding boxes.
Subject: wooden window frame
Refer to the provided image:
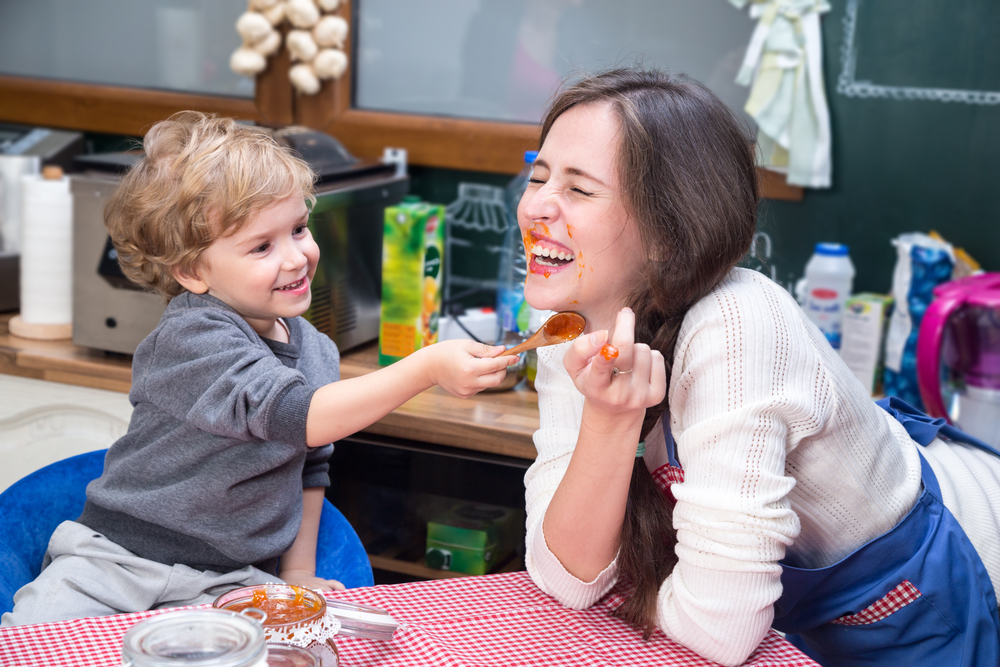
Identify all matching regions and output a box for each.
[0,0,801,200]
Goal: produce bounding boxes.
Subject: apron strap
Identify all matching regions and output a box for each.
[661,418,681,469]
[876,396,1000,457]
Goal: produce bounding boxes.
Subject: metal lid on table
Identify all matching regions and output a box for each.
[324,600,399,641]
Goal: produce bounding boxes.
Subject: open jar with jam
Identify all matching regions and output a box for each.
[214,585,340,667]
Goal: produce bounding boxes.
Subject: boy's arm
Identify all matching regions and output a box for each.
[279,487,345,591]
[305,339,515,447]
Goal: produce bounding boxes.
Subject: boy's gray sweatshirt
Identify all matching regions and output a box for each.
[78,292,339,575]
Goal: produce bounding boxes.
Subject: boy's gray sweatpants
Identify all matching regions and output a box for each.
[1,521,278,626]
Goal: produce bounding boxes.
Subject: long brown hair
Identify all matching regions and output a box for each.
[538,68,759,637]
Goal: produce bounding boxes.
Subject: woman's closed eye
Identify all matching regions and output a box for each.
[528,177,591,196]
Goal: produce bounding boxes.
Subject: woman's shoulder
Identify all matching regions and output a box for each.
[684,268,800,327]
[674,267,823,372]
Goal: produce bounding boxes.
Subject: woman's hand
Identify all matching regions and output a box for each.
[419,339,519,398]
[563,308,666,426]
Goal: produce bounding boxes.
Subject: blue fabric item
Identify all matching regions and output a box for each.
[660,402,1000,666]
[1,450,372,615]
[315,500,374,588]
[0,450,105,616]
[775,398,1000,667]
[877,396,1000,453]
[883,245,954,411]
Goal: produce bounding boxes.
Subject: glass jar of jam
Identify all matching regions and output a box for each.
[121,609,269,667]
[265,645,318,667]
[214,585,339,667]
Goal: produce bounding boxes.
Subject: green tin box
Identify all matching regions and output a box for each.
[425,503,523,576]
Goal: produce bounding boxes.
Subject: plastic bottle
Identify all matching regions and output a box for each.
[524,307,553,391]
[801,242,855,350]
[492,150,539,390]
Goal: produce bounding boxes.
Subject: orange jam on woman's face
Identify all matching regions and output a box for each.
[225,585,321,625]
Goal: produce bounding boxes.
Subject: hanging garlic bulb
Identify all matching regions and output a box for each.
[286,0,320,29]
[230,47,267,76]
[313,48,348,80]
[289,63,321,94]
[286,30,319,62]
[313,15,348,49]
[235,11,273,44]
[261,2,286,26]
[250,29,282,57]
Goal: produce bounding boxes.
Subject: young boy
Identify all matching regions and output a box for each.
[1,112,516,626]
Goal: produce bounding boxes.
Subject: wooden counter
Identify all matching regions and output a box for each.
[0,313,538,460]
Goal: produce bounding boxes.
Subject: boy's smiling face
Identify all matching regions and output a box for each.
[176,194,319,338]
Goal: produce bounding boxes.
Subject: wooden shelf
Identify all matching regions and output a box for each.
[360,526,524,581]
[0,313,538,460]
[368,552,524,581]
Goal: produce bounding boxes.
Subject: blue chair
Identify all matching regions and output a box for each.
[0,449,372,616]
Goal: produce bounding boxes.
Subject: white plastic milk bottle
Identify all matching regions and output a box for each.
[802,243,855,350]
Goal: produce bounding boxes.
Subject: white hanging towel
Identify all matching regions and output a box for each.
[731,0,832,188]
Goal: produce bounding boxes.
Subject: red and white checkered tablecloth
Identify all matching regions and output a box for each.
[0,571,818,667]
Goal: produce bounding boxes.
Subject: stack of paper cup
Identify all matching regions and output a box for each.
[9,165,74,340]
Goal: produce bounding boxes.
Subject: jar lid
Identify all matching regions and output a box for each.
[121,609,267,667]
[265,645,318,667]
[324,600,398,641]
[814,242,849,256]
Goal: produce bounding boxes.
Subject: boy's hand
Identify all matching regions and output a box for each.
[563,308,666,425]
[279,568,345,592]
[419,339,519,398]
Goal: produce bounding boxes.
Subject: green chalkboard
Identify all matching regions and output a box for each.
[759,0,1000,293]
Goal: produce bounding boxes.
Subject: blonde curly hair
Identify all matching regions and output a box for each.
[105,111,317,298]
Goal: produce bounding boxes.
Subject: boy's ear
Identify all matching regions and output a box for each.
[170,263,210,294]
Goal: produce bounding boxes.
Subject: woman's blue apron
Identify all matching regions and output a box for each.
[654,397,1000,667]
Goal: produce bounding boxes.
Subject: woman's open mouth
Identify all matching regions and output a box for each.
[530,244,575,270]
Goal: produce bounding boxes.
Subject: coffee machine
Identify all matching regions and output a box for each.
[71,128,408,355]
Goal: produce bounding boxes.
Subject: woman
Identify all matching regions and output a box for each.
[520,67,1000,667]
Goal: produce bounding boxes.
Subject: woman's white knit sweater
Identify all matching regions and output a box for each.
[524,268,1000,666]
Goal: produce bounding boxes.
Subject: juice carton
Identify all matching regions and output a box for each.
[840,293,893,395]
[379,198,445,366]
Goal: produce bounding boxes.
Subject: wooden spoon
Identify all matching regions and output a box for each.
[505,311,586,356]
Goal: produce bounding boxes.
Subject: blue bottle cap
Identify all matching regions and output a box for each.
[814,242,849,256]
[524,150,538,163]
